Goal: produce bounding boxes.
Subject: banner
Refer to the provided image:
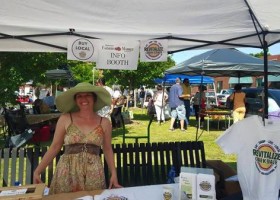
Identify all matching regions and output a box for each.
[67,37,99,62]
[96,40,139,70]
[140,40,168,62]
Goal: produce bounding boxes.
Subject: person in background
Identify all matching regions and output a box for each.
[55,85,64,98]
[153,84,168,124]
[192,85,207,127]
[42,91,55,110]
[181,78,191,128]
[139,87,145,108]
[33,82,121,194]
[229,84,246,123]
[111,85,123,128]
[33,99,50,114]
[169,78,186,132]
[96,78,114,119]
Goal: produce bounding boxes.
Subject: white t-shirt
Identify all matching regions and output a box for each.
[97,86,113,118]
[104,86,114,98]
[113,90,122,108]
[216,115,280,200]
[154,91,168,107]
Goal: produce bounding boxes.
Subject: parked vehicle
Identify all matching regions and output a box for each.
[241,88,280,115]
[217,89,234,106]
[205,90,218,106]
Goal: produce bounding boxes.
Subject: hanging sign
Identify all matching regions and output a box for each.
[140,40,168,62]
[96,40,139,70]
[67,37,99,62]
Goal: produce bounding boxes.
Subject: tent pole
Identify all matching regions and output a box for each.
[196,73,205,141]
[263,38,269,120]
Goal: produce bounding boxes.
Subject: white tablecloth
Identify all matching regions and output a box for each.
[94,183,179,200]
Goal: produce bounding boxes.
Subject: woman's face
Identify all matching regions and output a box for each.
[75,92,95,110]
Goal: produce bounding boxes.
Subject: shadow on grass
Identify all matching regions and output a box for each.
[132,113,150,121]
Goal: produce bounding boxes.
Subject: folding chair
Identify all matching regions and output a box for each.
[4,106,35,148]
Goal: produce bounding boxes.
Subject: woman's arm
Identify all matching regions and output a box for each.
[101,118,122,189]
[33,114,68,184]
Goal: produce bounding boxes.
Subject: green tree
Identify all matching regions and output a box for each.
[69,61,96,84]
[102,56,175,90]
[249,51,270,58]
[0,52,66,106]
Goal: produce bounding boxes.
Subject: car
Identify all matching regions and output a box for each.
[241,88,280,116]
[217,89,234,106]
[205,91,218,105]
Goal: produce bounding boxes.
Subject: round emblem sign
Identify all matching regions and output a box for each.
[144,41,163,60]
[254,141,279,175]
[71,38,94,60]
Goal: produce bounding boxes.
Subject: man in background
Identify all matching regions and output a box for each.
[181,78,191,127]
[139,87,145,108]
[169,78,186,132]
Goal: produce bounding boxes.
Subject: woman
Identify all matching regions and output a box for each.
[33,82,121,194]
[193,85,207,127]
[111,85,123,128]
[153,84,168,124]
[229,84,246,123]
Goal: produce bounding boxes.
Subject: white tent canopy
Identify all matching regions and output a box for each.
[1,0,280,53]
[1,0,280,117]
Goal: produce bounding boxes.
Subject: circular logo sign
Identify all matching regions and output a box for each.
[254,141,280,175]
[71,38,94,60]
[199,181,211,191]
[144,41,164,60]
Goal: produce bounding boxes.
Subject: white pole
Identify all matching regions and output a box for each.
[92,67,95,85]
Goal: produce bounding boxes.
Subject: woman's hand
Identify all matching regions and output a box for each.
[33,171,43,184]
[108,174,122,189]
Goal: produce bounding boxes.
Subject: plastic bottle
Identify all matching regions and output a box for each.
[167,166,176,184]
[14,181,21,186]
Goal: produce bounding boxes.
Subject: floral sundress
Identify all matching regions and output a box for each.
[49,120,106,194]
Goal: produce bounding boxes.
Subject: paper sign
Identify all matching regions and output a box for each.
[140,40,168,62]
[67,37,99,62]
[96,40,140,70]
[196,173,216,200]
[0,188,27,196]
[179,172,197,200]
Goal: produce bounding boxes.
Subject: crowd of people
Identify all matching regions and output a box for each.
[29,78,278,196]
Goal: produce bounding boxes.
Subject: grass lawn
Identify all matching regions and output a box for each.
[0,107,237,168]
[113,107,237,169]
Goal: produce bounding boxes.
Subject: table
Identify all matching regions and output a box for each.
[25,113,61,124]
[200,110,232,132]
[0,113,61,126]
[43,184,179,200]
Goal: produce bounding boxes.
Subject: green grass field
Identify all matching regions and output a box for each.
[0,107,237,168]
[113,108,237,167]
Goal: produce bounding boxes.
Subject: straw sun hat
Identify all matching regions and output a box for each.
[55,82,111,113]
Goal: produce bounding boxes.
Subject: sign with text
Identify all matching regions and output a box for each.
[96,40,139,70]
[67,37,99,62]
[140,40,168,62]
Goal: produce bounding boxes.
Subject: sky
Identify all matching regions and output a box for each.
[171,43,280,64]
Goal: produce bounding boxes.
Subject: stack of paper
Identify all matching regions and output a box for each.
[179,167,216,200]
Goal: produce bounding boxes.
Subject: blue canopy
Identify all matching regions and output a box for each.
[154,74,214,85]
